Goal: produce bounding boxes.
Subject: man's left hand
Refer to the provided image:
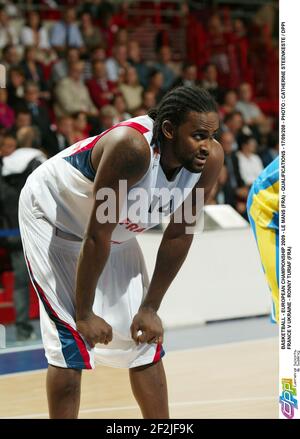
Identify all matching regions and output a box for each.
[130,306,164,345]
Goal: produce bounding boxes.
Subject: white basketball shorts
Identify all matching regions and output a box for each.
[18,185,165,369]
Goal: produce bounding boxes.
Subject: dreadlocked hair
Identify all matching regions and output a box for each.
[148,86,218,145]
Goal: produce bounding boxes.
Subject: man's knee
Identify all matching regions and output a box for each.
[131,359,162,372]
[48,365,82,396]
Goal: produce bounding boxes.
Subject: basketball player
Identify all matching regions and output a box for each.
[247,156,279,323]
[19,86,224,418]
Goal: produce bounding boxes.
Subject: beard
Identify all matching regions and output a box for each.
[180,156,205,173]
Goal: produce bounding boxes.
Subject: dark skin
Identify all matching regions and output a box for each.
[48,110,223,419]
[76,111,223,346]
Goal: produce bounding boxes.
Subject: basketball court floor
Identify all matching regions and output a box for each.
[0,317,278,419]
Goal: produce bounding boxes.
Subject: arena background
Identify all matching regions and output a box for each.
[0,0,278,419]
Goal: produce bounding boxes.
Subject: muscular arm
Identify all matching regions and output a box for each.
[75,128,150,346]
[140,140,224,314]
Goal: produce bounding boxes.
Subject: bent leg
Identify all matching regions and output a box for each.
[47,365,82,419]
[129,359,169,419]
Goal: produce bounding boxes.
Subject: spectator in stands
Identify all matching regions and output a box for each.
[222,111,244,151]
[20,11,50,50]
[114,28,128,46]
[127,40,149,89]
[232,18,249,83]
[72,111,89,142]
[105,43,129,82]
[1,1,18,19]
[16,126,40,150]
[7,67,26,108]
[172,62,199,88]
[20,46,50,100]
[154,45,179,92]
[0,133,46,341]
[0,6,19,49]
[86,60,117,109]
[132,107,147,117]
[49,116,74,155]
[9,109,33,136]
[219,89,238,120]
[1,45,20,70]
[97,2,120,56]
[256,116,275,151]
[50,7,84,55]
[90,104,118,136]
[119,66,143,113]
[50,47,81,85]
[206,165,228,206]
[0,88,15,130]
[236,134,264,187]
[220,131,248,217]
[79,11,105,52]
[23,81,53,155]
[54,60,98,117]
[141,90,156,111]
[84,45,107,80]
[260,134,279,168]
[112,94,131,122]
[146,68,165,103]
[236,82,265,127]
[79,0,107,19]
[200,63,223,103]
[206,14,230,79]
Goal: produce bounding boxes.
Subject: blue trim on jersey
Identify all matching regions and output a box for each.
[268,211,279,231]
[49,317,88,368]
[246,185,253,216]
[39,300,89,369]
[64,149,95,182]
[28,265,90,369]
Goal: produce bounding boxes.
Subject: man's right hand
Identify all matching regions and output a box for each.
[76,313,113,348]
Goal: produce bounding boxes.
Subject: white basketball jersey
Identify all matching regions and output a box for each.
[25,115,201,244]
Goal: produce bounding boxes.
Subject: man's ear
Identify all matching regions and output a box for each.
[161,120,174,140]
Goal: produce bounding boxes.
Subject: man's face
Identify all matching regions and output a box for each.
[25,86,39,104]
[227,114,243,133]
[16,113,31,128]
[205,65,217,82]
[67,48,80,63]
[70,62,83,81]
[245,138,257,154]
[6,47,19,65]
[93,61,106,78]
[128,41,140,62]
[116,46,127,64]
[101,116,114,129]
[0,137,17,157]
[65,8,76,23]
[185,66,197,81]
[220,132,234,154]
[58,117,73,136]
[240,83,252,101]
[143,91,156,109]
[160,46,171,63]
[171,111,219,173]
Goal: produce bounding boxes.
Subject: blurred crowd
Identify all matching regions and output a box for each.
[0,0,279,340]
